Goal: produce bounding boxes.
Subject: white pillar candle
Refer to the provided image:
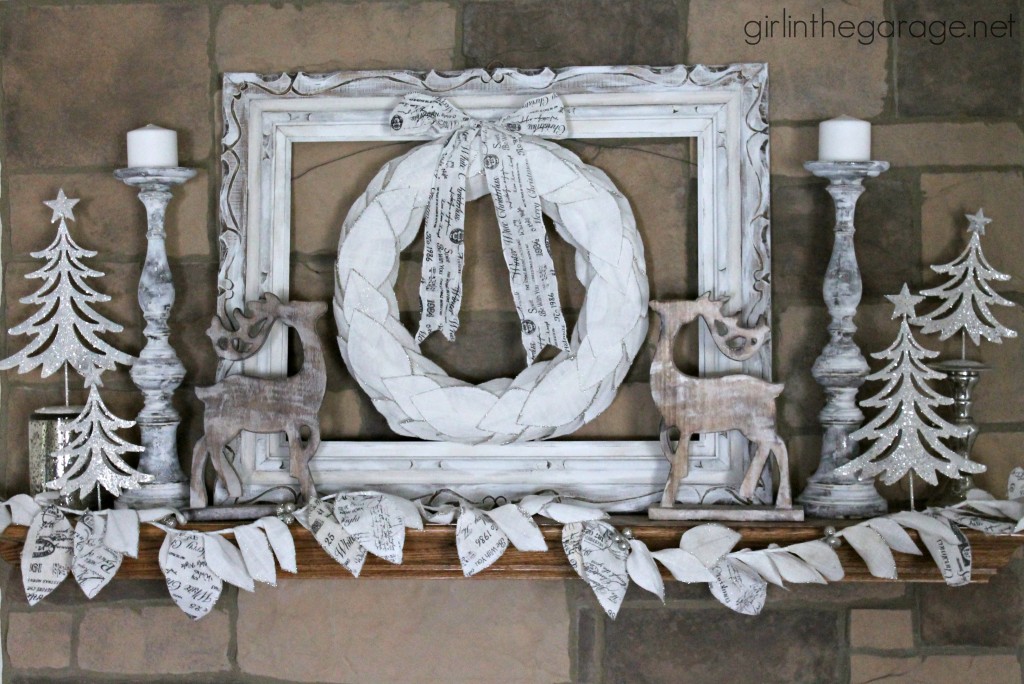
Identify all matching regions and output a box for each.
[818,116,871,162]
[127,125,179,168]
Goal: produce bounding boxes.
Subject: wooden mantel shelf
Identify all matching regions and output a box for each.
[1,517,1019,582]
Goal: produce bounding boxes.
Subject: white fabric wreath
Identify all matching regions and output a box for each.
[334,136,648,443]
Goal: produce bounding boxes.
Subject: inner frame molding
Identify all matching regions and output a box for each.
[217,65,772,510]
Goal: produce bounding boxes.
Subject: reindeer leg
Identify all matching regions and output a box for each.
[772,439,792,507]
[285,424,311,502]
[190,436,210,508]
[293,427,320,503]
[739,439,772,501]
[660,422,690,509]
[205,429,243,501]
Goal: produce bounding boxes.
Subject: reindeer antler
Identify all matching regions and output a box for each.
[207,293,282,361]
[698,294,770,363]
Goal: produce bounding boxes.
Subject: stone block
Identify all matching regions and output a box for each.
[851,655,1021,684]
[771,126,817,177]
[78,606,231,674]
[971,432,1024,499]
[164,262,220,389]
[776,304,827,431]
[876,123,1024,167]
[771,172,920,305]
[6,611,73,670]
[291,141,420,257]
[603,607,840,682]
[561,139,695,301]
[921,171,1024,285]
[688,0,887,120]
[8,171,211,260]
[919,554,1022,647]
[6,569,170,606]
[1,4,211,169]
[850,609,915,649]
[216,3,457,72]
[768,581,907,604]
[894,0,1022,117]
[463,0,680,69]
[319,389,366,440]
[572,382,660,439]
[237,579,571,683]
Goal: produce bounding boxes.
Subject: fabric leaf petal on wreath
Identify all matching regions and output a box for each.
[518,360,599,427]
[22,505,73,606]
[159,531,222,620]
[204,534,254,592]
[485,503,547,552]
[411,386,500,443]
[626,538,665,602]
[254,517,297,574]
[679,524,742,568]
[342,271,392,326]
[839,524,897,579]
[301,498,367,578]
[72,512,122,599]
[455,505,509,577]
[102,509,140,558]
[708,558,767,616]
[785,541,845,581]
[942,510,1014,535]
[918,515,972,587]
[334,492,408,564]
[864,518,921,556]
[233,524,277,586]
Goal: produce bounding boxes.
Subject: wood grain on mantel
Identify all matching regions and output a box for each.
[0,518,1019,582]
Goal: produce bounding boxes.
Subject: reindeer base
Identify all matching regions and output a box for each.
[648,504,805,522]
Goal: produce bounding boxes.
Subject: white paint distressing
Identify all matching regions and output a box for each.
[217,65,772,510]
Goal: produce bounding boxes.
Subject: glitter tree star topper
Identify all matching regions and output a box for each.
[835,284,985,507]
[0,189,133,397]
[914,209,1017,355]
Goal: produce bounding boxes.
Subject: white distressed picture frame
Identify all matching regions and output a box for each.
[217,65,772,510]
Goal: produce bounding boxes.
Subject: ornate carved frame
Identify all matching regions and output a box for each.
[217,65,771,510]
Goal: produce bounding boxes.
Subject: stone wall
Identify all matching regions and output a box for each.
[1,0,1023,681]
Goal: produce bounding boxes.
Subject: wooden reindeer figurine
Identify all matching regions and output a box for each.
[190,294,327,508]
[648,296,802,521]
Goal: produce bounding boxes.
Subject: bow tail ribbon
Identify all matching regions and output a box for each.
[480,126,569,363]
[395,93,571,363]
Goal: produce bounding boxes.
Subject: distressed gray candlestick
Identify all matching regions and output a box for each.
[113,167,196,510]
[797,160,890,519]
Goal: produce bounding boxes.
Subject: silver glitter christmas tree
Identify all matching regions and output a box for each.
[913,209,1017,352]
[835,285,985,505]
[0,189,133,398]
[45,370,151,498]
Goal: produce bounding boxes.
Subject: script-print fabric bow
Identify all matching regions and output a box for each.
[390,93,571,363]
